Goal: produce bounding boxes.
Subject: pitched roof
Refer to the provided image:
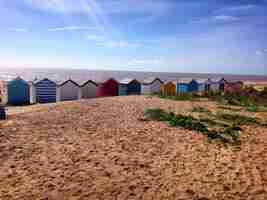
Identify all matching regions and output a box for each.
[142,77,163,85]
[58,79,80,87]
[176,78,193,84]
[195,79,209,84]
[119,78,140,85]
[7,77,29,86]
[33,78,57,85]
[80,80,98,87]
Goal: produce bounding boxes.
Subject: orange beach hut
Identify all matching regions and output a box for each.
[161,81,176,96]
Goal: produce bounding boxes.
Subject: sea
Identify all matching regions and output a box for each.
[0,68,267,84]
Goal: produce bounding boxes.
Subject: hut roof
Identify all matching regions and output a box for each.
[58,79,80,87]
[176,78,193,84]
[119,78,139,85]
[97,78,118,85]
[7,77,29,86]
[195,79,208,84]
[33,78,57,85]
[142,77,163,85]
[225,80,243,84]
[80,80,98,87]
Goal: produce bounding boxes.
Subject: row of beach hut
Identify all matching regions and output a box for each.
[0,77,243,105]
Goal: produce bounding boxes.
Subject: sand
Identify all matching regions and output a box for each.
[0,96,267,200]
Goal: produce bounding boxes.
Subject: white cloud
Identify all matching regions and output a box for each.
[256,49,267,56]
[87,34,106,42]
[95,40,143,48]
[8,28,28,32]
[128,59,161,65]
[192,15,240,24]
[48,26,98,31]
[24,0,173,15]
[222,4,258,12]
[213,15,240,22]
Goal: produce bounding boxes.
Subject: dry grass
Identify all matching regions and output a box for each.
[0,96,267,200]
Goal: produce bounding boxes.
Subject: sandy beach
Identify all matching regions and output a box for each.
[0,95,267,200]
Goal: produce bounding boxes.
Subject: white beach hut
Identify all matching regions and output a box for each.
[58,79,81,101]
[141,77,164,94]
[80,80,98,99]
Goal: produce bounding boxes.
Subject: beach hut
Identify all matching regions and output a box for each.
[34,78,57,103]
[0,105,6,120]
[176,79,191,93]
[0,80,5,104]
[161,81,177,96]
[141,77,164,94]
[224,81,243,93]
[7,77,30,105]
[80,80,98,99]
[119,78,141,96]
[96,78,118,97]
[195,79,208,93]
[58,79,81,101]
[188,79,199,93]
[205,78,224,92]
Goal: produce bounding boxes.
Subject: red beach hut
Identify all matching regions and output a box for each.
[224,81,243,93]
[96,78,118,97]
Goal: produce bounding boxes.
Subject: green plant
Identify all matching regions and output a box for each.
[216,112,258,126]
[144,108,172,121]
[143,108,242,145]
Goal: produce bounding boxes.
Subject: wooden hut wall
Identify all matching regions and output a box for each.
[162,82,176,96]
[176,83,189,93]
[224,82,243,93]
[7,78,30,105]
[59,80,81,101]
[141,79,163,94]
[188,80,199,93]
[81,81,97,99]
[127,80,141,95]
[197,84,206,92]
[35,79,57,103]
[96,79,118,97]
[119,84,127,96]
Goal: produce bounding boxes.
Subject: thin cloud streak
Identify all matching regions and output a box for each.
[47,26,98,31]
[8,28,28,32]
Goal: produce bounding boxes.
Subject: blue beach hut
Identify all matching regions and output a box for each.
[7,77,30,105]
[34,78,57,103]
[119,78,141,96]
[176,79,191,93]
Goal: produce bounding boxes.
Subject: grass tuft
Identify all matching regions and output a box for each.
[144,108,241,145]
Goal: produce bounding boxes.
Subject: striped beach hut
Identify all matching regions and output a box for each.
[96,78,118,97]
[7,77,30,105]
[161,81,177,96]
[141,77,164,94]
[33,78,57,103]
[80,80,98,99]
[119,78,141,96]
[58,79,81,101]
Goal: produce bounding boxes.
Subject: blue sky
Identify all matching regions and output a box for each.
[0,0,267,75]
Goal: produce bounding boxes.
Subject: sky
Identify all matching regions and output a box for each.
[0,0,267,75]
